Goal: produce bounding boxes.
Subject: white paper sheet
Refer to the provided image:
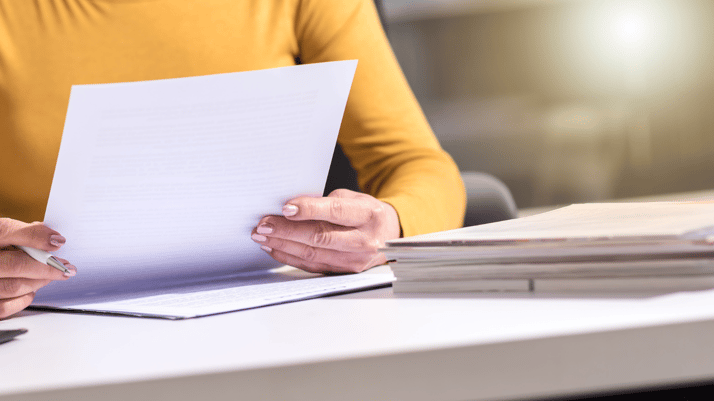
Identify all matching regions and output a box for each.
[48,267,395,319]
[31,61,389,317]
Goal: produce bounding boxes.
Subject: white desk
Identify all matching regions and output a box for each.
[4,271,714,401]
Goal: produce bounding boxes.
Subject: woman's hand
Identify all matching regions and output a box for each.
[251,189,400,273]
[0,218,76,319]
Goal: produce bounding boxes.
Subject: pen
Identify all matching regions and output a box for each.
[17,245,70,275]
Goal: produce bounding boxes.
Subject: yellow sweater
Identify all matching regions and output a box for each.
[0,0,465,237]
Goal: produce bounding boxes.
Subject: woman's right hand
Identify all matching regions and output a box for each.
[0,218,76,319]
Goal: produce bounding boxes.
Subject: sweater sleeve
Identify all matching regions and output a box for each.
[294,0,466,237]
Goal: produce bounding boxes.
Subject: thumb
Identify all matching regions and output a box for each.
[0,218,65,252]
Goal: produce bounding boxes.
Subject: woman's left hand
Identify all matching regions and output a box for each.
[251,189,400,273]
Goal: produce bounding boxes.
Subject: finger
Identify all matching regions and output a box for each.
[281,196,375,227]
[0,218,65,251]
[55,257,77,273]
[327,188,363,199]
[0,249,74,280]
[0,292,35,320]
[256,217,379,252]
[262,245,356,274]
[252,233,376,271]
[0,278,51,299]
[265,246,383,274]
[264,247,331,274]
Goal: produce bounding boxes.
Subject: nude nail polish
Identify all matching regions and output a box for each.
[50,234,66,247]
[257,224,273,235]
[283,204,298,216]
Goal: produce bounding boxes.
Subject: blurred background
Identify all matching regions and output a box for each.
[382,0,714,208]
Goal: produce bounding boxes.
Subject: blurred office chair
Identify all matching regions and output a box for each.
[323,0,518,227]
[461,172,517,226]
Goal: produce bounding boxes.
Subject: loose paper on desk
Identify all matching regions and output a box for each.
[32,61,394,319]
[385,202,714,294]
[390,202,714,245]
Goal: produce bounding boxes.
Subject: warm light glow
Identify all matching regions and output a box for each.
[613,10,650,46]
[561,0,699,97]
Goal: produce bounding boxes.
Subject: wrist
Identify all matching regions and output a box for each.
[380,201,402,240]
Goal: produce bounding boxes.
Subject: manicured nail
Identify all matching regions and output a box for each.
[251,233,267,243]
[260,245,272,253]
[283,204,298,216]
[257,224,273,235]
[50,234,66,247]
[64,266,77,277]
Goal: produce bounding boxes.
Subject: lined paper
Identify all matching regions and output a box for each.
[29,61,396,318]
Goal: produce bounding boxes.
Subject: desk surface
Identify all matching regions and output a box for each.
[4,269,714,401]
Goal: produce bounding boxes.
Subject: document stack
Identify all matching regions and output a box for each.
[383,203,714,293]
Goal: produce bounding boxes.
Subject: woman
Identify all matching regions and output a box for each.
[0,0,465,318]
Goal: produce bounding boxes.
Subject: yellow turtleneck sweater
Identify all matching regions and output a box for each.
[0,0,465,237]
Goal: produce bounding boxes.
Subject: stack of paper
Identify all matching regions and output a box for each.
[383,203,714,293]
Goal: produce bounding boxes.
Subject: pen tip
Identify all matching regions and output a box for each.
[48,257,71,275]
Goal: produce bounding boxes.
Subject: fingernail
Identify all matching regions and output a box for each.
[260,245,272,253]
[283,204,298,216]
[64,265,77,277]
[251,233,267,243]
[257,224,273,235]
[50,234,66,247]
